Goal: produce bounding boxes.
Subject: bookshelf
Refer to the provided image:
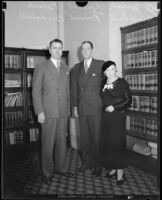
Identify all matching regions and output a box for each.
[120,17,159,175]
[4,47,69,159]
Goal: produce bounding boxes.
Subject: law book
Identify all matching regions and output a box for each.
[151,96,158,114]
[9,95,17,107]
[134,117,138,133]
[150,26,154,44]
[154,50,158,67]
[145,74,150,91]
[130,54,133,68]
[145,119,150,137]
[141,29,145,46]
[141,118,146,135]
[127,54,131,69]
[30,128,35,141]
[35,128,39,141]
[148,51,152,68]
[139,96,144,112]
[130,116,134,132]
[136,30,140,47]
[130,32,134,48]
[126,115,130,130]
[27,74,32,87]
[128,75,132,90]
[5,94,12,107]
[145,27,150,45]
[134,53,138,68]
[154,25,158,43]
[30,57,35,68]
[154,120,158,139]
[138,52,143,68]
[13,55,16,69]
[137,118,141,135]
[154,72,158,91]
[150,120,155,138]
[133,31,138,47]
[144,51,148,68]
[9,132,15,144]
[5,54,9,68]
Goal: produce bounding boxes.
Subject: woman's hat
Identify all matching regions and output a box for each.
[102,60,116,73]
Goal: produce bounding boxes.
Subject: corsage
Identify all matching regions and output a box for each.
[103,83,114,91]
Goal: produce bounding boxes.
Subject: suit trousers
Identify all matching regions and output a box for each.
[41,117,67,177]
[79,113,102,167]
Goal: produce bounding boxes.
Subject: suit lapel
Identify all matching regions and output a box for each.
[79,59,96,88]
[47,59,58,77]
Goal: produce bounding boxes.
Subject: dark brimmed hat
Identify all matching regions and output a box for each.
[102,60,116,73]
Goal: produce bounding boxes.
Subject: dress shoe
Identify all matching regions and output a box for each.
[105,170,117,178]
[78,165,91,172]
[92,169,102,177]
[116,174,126,185]
[55,171,74,177]
[42,176,51,184]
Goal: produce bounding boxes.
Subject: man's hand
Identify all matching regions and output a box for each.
[38,112,45,123]
[74,107,78,117]
[105,105,114,112]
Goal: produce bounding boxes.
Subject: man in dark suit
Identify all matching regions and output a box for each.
[72,41,104,175]
[32,39,73,184]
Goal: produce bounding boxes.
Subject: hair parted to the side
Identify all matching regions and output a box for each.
[81,41,93,49]
[49,39,63,47]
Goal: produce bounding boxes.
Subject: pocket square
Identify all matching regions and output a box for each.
[92,73,96,76]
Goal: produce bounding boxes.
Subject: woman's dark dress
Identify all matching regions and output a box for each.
[99,77,132,169]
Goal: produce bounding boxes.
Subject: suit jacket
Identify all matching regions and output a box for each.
[72,58,104,115]
[32,58,70,118]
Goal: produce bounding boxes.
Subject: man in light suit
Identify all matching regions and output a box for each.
[72,41,104,175]
[32,39,73,184]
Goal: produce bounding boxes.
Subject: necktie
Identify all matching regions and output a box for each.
[56,60,60,72]
[84,61,88,73]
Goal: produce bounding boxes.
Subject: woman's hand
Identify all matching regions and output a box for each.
[105,105,114,112]
[38,112,45,123]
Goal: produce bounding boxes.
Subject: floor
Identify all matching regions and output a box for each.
[2,147,160,199]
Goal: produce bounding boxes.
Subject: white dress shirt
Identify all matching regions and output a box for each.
[84,58,92,69]
[50,57,60,69]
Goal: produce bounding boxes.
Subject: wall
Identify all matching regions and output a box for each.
[4,1,158,74]
[4,1,62,49]
[64,1,158,75]
[64,1,109,69]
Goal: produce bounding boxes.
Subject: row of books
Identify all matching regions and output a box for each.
[27,56,46,68]
[5,130,24,145]
[5,54,21,69]
[29,110,36,124]
[4,111,23,127]
[5,79,21,88]
[125,25,158,49]
[126,115,158,139]
[125,72,158,91]
[129,95,158,113]
[124,50,158,69]
[5,92,23,107]
[29,128,39,141]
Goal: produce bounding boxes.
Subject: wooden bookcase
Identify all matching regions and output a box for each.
[4,47,69,160]
[120,17,159,175]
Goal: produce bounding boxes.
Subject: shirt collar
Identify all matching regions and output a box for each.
[84,58,92,67]
[50,57,60,67]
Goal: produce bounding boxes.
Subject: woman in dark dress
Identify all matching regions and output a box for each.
[99,60,132,185]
